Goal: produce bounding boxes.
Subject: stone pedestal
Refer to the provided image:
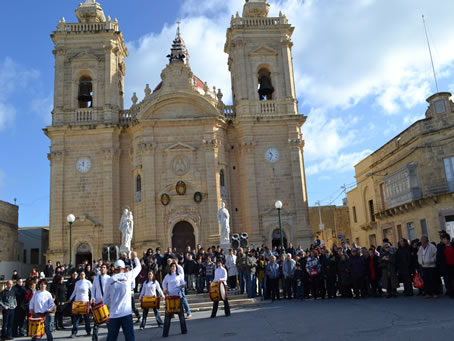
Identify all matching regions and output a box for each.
[220,241,230,256]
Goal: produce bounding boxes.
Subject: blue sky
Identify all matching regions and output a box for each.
[1,0,454,227]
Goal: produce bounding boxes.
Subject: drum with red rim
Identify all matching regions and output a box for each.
[209,281,227,302]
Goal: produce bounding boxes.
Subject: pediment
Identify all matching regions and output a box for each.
[165,142,197,152]
[69,51,102,62]
[249,45,279,57]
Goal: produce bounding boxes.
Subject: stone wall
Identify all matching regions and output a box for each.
[0,200,19,262]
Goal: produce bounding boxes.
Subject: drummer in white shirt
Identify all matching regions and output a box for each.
[210,259,231,318]
[138,270,164,330]
[161,262,187,338]
[103,251,141,341]
[29,279,54,341]
[69,271,92,338]
[91,263,110,341]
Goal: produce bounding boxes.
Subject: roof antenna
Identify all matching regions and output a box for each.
[422,14,439,93]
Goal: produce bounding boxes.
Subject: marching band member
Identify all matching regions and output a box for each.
[210,259,231,318]
[28,279,54,341]
[162,262,187,338]
[103,251,141,341]
[91,263,110,341]
[138,270,164,330]
[174,257,192,319]
[69,271,92,338]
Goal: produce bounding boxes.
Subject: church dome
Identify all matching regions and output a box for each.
[75,0,106,23]
[153,75,204,94]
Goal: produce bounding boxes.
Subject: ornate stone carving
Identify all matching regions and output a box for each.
[288,138,304,149]
[48,151,66,162]
[172,155,190,176]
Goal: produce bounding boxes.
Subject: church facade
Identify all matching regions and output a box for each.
[45,0,311,264]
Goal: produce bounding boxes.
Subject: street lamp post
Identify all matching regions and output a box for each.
[67,214,75,270]
[275,200,285,255]
[315,201,325,246]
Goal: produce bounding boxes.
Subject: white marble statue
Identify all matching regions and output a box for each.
[217,201,230,243]
[120,207,134,253]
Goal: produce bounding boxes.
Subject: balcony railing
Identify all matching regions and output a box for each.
[231,17,287,27]
[75,108,95,123]
[57,21,119,33]
[223,106,236,120]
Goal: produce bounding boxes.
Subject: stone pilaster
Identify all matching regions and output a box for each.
[203,138,221,246]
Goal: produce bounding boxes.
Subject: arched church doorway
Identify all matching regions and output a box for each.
[75,243,92,267]
[271,229,287,249]
[172,221,195,254]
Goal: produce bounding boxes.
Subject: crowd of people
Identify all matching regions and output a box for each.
[1,231,453,340]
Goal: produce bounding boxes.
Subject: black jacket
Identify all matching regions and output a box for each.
[395,246,412,275]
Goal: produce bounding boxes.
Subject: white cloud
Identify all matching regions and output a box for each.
[0,57,39,130]
[306,150,373,176]
[31,95,53,126]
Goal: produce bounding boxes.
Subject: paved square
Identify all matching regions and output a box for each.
[15,296,454,341]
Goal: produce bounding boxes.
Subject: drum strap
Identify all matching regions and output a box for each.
[99,275,104,297]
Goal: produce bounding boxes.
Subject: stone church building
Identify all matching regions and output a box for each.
[45,0,311,264]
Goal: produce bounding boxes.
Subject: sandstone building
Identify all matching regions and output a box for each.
[308,205,351,248]
[44,0,311,264]
[347,92,454,247]
[0,200,19,263]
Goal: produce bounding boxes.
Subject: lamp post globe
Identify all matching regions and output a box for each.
[67,214,75,270]
[274,201,285,255]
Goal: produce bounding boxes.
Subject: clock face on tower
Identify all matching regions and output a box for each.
[76,158,91,173]
[265,148,279,163]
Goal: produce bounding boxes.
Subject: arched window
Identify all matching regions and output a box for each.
[135,174,142,202]
[78,76,93,108]
[220,170,225,187]
[220,169,227,197]
[257,68,274,101]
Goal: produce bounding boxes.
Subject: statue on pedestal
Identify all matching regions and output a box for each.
[217,201,230,243]
[119,207,134,254]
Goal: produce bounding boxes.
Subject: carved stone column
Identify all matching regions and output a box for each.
[239,140,262,244]
[203,138,221,246]
[47,150,67,263]
[101,146,120,246]
[288,137,311,247]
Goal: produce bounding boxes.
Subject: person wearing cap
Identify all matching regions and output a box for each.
[68,271,92,338]
[91,264,110,341]
[103,251,141,341]
[125,265,142,324]
[162,262,187,337]
[210,260,230,318]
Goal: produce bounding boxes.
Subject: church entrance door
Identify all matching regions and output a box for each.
[271,229,287,249]
[75,243,92,266]
[172,222,195,253]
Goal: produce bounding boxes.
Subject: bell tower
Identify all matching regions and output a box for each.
[225,0,297,113]
[225,0,311,247]
[51,0,128,125]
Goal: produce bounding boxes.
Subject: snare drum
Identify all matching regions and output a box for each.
[72,301,89,315]
[165,296,181,314]
[141,296,160,310]
[209,281,227,302]
[28,315,46,338]
[92,302,109,325]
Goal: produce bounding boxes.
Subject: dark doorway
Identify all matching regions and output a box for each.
[172,221,195,254]
[271,229,287,249]
[75,243,92,267]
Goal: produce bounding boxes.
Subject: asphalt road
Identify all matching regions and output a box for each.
[16,295,454,341]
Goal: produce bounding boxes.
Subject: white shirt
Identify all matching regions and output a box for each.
[69,279,92,302]
[213,267,228,282]
[225,255,238,276]
[139,280,164,300]
[162,273,186,297]
[92,274,110,303]
[177,264,185,278]
[29,290,54,314]
[103,258,141,319]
